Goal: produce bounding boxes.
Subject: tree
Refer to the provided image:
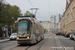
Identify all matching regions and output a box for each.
[13,23,17,32]
[0,2,22,35]
[24,11,35,18]
[0,0,4,16]
[0,4,22,27]
[39,21,42,23]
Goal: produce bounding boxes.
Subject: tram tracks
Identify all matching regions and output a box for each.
[24,34,49,50]
[10,33,59,50]
[37,33,53,50]
[9,37,47,50]
[56,36,66,50]
[9,44,19,50]
[53,34,66,50]
[58,37,66,50]
[9,44,32,50]
[37,39,47,50]
[25,45,32,50]
[24,39,47,50]
[54,37,57,50]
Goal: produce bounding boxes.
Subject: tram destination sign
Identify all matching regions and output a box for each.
[19,20,28,22]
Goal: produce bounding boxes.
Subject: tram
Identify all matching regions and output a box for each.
[15,16,44,44]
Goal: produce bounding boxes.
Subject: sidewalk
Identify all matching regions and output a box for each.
[0,37,10,42]
[0,39,10,42]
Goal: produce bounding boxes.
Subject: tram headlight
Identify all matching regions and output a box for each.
[27,37,29,39]
[17,37,19,39]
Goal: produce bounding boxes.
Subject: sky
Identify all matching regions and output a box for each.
[5,0,66,21]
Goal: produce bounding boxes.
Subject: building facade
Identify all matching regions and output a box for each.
[50,16,54,23]
[60,0,75,32]
[50,14,61,30]
[41,21,54,32]
[49,22,54,31]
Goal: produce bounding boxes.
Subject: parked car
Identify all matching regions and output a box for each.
[56,32,60,35]
[70,31,75,40]
[65,33,70,37]
[73,34,75,40]
[61,32,65,36]
[54,32,56,34]
[10,33,17,40]
[63,32,66,36]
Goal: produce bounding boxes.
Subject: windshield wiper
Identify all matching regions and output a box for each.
[22,29,28,35]
[22,32,26,35]
[22,30,27,35]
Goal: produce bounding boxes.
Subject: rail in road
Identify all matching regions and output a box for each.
[6,39,46,50]
[54,35,65,50]
[24,39,47,50]
[0,32,75,50]
[54,34,74,50]
[24,32,66,50]
[9,39,47,50]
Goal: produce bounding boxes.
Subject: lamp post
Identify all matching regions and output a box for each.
[12,16,14,33]
[5,25,8,38]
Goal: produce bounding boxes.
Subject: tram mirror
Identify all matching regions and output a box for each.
[15,21,17,23]
[31,20,34,23]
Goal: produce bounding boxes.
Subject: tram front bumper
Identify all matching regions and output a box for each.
[17,38,31,41]
[17,38,33,44]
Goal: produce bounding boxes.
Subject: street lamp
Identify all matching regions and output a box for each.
[12,15,14,33]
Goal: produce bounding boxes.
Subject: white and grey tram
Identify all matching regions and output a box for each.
[16,16,44,44]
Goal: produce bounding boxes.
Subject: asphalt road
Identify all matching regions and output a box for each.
[0,32,75,50]
[57,35,75,50]
[0,40,18,50]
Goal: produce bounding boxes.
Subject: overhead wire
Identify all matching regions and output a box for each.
[28,0,44,20]
[28,0,34,7]
[38,13,44,19]
[48,0,50,14]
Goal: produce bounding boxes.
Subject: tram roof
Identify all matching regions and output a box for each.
[17,16,31,20]
[17,16,37,21]
[17,16,43,27]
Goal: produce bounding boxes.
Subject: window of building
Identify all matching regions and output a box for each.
[69,0,71,2]
[68,0,71,3]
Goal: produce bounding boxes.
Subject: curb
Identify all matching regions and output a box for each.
[0,39,10,43]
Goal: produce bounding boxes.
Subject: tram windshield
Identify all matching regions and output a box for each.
[17,20,30,34]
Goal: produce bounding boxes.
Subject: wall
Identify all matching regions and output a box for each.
[60,0,75,32]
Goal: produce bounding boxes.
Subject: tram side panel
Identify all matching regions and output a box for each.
[31,22,41,42]
[30,22,40,43]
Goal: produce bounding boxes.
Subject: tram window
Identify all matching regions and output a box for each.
[31,23,33,27]
[33,23,35,34]
[37,25,38,29]
[18,22,29,34]
[35,23,37,33]
[33,23,34,26]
